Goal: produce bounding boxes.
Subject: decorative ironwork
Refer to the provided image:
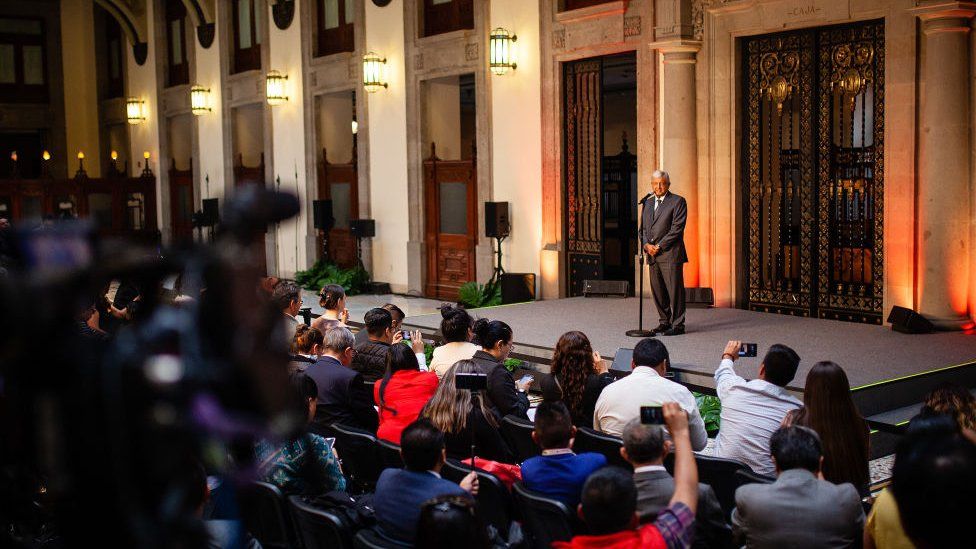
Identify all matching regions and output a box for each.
[742,20,884,323]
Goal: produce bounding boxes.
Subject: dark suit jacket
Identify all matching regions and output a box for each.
[641,191,688,264]
[306,355,379,432]
[634,468,730,549]
[470,350,530,420]
[374,468,469,544]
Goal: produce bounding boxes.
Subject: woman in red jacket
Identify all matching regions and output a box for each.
[375,344,439,444]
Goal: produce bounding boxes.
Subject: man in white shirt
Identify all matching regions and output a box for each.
[593,338,708,450]
[712,340,802,477]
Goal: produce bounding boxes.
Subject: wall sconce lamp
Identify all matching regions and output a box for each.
[351,120,359,135]
[266,70,288,105]
[126,98,146,124]
[42,150,50,161]
[75,151,87,179]
[489,28,517,75]
[363,52,388,93]
[191,85,212,115]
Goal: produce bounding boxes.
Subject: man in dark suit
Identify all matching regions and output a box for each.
[305,326,379,433]
[641,170,688,335]
[621,419,730,548]
[373,419,478,544]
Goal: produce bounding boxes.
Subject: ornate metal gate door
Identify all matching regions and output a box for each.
[564,59,603,296]
[743,20,884,323]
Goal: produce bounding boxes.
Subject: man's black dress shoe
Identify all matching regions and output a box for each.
[651,324,671,335]
[661,325,685,336]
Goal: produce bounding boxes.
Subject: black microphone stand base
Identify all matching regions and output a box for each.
[626,329,655,337]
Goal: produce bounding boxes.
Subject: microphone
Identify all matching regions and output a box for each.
[638,193,653,204]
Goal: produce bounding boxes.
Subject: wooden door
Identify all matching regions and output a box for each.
[169,158,194,244]
[233,153,268,274]
[423,143,477,300]
[318,147,359,268]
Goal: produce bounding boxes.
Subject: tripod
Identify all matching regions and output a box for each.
[486,235,507,292]
[626,196,654,337]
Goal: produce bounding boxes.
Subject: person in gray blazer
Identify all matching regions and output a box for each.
[732,425,865,549]
[641,170,688,335]
[620,419,730,549]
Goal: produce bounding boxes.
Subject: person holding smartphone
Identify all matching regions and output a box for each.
[469,319,531,421]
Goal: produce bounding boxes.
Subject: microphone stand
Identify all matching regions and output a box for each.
[627,196,654,337]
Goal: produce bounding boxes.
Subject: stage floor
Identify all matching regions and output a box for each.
[403,297,976,392]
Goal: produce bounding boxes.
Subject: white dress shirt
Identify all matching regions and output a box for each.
[712,358,802,477]
[593,366,708,450]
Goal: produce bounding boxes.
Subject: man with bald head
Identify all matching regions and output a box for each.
[641,170,688,336]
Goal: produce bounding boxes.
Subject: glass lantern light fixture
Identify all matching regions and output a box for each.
[489,27,517,75]
[266,70,288,106]
[126,97,146,124]
[362,52,388,93]
[191,85,212,115]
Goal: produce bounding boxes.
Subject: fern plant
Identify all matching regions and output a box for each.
[457,281,502,309]
[693,392,722,435]
[295,259,370,295]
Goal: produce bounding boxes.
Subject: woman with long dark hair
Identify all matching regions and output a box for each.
[429,304,479,378]
[540,331,612,426]
[421,360,514,463]
[374,344,439,444]
[783,361,870,495]
[470,319,531,420]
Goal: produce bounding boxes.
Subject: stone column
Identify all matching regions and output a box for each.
[655,42,701,287]
[913,4,975,328]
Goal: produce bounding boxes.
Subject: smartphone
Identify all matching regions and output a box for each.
[640,406,665,425]
[518,374,535,386]
[738,343,758,358]
[401,330,411,340]
[455,372,488,391]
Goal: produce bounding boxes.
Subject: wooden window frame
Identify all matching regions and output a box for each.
[0,17,48,104]
[316,0,354,57]
[422,0,473,38]
[105,16,124,98]
[232,0,262,74]
[166,0,189,86]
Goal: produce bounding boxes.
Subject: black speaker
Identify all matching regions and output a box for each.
[485,201,510,238]
[312,199,335,230]
[582,280,629,298]
[201,198,219,226]
[685,287,715,308]
[500,273,535,304]
[887,306,935,334]
[349,219,375,238]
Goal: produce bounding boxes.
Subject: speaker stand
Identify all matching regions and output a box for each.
[486,235,507,291]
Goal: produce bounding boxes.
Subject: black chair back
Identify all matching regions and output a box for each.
[501,414,540,462]
[734,468,775,487]
[237,481,301,549]
[375,438,404,470]
[512,482,573,549]
[330,423,383,492]
[288,495,351,549]
[572,427,631,469]
[353,528,412,549]
[665,452,751,521]
[442,458,513,534]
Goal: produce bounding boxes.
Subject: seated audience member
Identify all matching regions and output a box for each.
[259,276,280,296]
[593,338,707,450]
[783,361,870,495]
[430,305,480,378]
[272,281,303,341]
[470,319,531,420]
[184,461,263,549]
[521,401,606,508]
[415,495,490,549]
[354,303,406,346]
[540,331,614,427]
[77,302,110,341]
[919,382,976,433]
[863,488,913,549]
[255,372,346,495]
[621,419,728,548]
[289,325,324,373]
[713,340,802,477]
[374,419,478,545]
[311,284,348,333]
[421,360,514,463]
[732,426,864,548]
[554,402,698,549]
[375,344,439,444]
[305,326,378,432]
[352,307,427,382]
[888,416,976,549]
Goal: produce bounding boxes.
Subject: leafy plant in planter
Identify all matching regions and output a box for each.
[295,259,370,295]
[693,392,722,435]
[457,281,502,309]
[503,358,523,373]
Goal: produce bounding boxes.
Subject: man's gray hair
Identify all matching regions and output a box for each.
[622,419,666,463]
[652,169,670,183]
[322,326,355,353]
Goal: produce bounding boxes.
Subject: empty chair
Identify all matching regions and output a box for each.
[330,423,383,492]
[501,414,540,462]
[665,452,751,521]
[354,528,412,549]
[375,438,404,470]
[512,482,573,549]
[441,458,513,535]
[572,427,631,470]
[288,495,352,549]
[237,481,301,549]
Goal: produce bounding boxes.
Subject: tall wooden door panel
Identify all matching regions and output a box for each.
[318,148,358,268]
[169,159,194,244]
[423,146,477,300]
